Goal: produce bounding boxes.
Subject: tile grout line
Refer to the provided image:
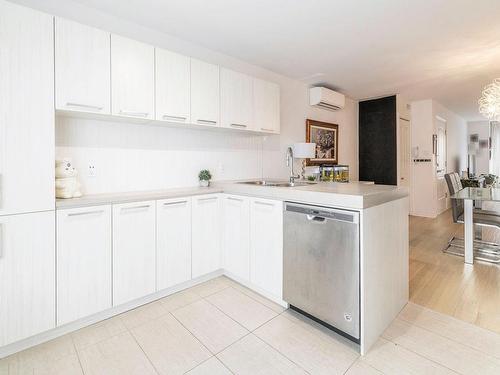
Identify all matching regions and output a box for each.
[392,315,500,363]
[128,327,162,375]
[380,329,467,375]
[69,334,87,375]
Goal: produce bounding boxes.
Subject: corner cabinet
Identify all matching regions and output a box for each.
[0,211,55,347]
[250,198,283,299]
[55,17,111,114]
[111,35,155,120]
[220,68,253,131]
[190,59,220,127]
[113,201,156,305]
[222,195,250,281]
[253,78,280,134]
[156,197,192,289]
[192,194,222,278]
[56,206,112,326]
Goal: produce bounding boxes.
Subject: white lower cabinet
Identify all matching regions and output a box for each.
[192,194,221,278]
[113,201,156,305]
[56,205,112,326]
[222,195,250,281]
[0,211,55,347]
[156,197,192,290]
[250,198,284,298]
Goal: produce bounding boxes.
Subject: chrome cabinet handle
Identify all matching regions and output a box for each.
[306,214,326,223]
[0,224,3,259]
[66,102,103,110]
[163,200,188,206]
[162,114,187,122]
[227,196,243,202]
[197,196,217,202]
[121,204,151,211]
[68,210,104,217]
[254,201,275,207]
[230,123,247,128]
[196,119,217,125]
[119,110,149,117]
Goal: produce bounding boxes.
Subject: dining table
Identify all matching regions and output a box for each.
[451,187,500,264]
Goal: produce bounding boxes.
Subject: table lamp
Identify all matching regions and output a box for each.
[292,142,316,179]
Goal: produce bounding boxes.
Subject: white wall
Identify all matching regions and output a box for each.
[409,99,467,217]
[16,0,359,195]
[467,120,490,175]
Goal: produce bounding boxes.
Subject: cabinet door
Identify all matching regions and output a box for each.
[192,195,221,278]
[250,198,283,298]
[56,206,112,326]
[222,195,250,281]
[220,68,253,130]
[155,49,190,124]
[55,17,111,114]
[190,59,220,127]
[0,211,55,347]
[253,78,280,134]
[113,201,156,305]
[111,35,154,120]
[156,197,192,290]
[0,1,54,215]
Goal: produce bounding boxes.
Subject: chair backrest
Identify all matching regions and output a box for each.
[444,172,463,223]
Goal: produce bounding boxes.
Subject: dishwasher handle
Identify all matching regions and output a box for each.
[306,214,326,223]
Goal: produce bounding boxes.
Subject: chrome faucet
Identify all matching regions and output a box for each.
[286,146,301,185]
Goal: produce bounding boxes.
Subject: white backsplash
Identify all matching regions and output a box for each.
[56,116,270,194]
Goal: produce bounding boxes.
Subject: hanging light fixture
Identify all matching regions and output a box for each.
[479,78,500,120]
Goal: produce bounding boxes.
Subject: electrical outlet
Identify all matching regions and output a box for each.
[88,163,96,177]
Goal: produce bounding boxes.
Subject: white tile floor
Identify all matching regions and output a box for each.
[2,276,500,374]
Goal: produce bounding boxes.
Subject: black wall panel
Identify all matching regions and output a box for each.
[358,95,397,185]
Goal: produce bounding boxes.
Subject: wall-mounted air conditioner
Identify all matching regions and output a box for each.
[309,87,345,111]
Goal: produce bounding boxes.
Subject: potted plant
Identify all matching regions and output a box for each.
[198,169,212,187]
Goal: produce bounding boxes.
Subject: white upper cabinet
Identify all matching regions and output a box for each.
[222,195,250,281]
[56,205,112,326]
[190,59,220,127]
[250,198,283,299]
[113,201,156,305]
[55,18,111,114]
[253,78,280,134]
[155,49,190,124]
[111,35,154,120]
[156,197,192,290]
[0,211,55,347]
[192,194,221,278]
[0,0,54,216]
[220,68,253,130]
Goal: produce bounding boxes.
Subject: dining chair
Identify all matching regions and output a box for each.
[444,172,500,263]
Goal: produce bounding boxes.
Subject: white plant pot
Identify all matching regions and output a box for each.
[199,180,210,187]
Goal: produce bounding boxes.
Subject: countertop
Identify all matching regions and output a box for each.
[56,180,408,210]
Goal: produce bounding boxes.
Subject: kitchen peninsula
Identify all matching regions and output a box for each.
[16,180,409,358]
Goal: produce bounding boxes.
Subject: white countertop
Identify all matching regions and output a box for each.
[56,180,408,210]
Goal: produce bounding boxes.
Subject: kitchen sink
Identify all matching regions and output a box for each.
[238,180,316,187]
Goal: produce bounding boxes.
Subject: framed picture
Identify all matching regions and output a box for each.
[306,119,338,165]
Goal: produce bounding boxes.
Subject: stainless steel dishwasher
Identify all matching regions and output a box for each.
[283,202,360,342]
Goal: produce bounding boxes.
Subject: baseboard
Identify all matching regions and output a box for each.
[0,269,223,359]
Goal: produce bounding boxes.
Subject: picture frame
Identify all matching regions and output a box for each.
[306,119,339,165]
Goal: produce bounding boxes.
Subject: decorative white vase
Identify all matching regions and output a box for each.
[199,180,210,187]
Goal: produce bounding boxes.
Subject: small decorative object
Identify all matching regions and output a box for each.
[55,158,82,199]
[198,169,212,187]
[306,119,339,165]
[307,175,316,182]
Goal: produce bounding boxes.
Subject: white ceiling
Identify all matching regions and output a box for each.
[69,0,500,120]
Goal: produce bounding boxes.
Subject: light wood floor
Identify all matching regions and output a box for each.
[410,209,500,334]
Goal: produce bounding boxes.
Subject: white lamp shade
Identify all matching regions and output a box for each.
[292,142,316,158]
